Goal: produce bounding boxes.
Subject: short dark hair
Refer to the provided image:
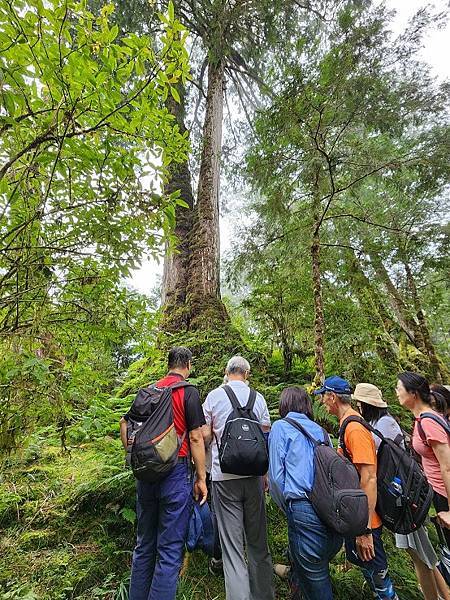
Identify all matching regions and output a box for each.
[279,386,313,419]
[430,383,450,415]
[359,403,388,423]
[398,371,431,404]
[168,346,192,370]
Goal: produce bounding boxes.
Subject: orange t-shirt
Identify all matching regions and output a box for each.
[339,408,382,529]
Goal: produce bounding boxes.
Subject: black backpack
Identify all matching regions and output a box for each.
[217,385,269,476]
[416,412,450,445]
[125,380,192,482]
[284,417,368,538]
[340,415,433,535]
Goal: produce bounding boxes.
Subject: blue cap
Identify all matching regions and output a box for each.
[313,375,352,395]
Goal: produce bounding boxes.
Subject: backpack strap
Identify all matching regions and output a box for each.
[245,388,257,412]
[284,417,330,447]
[416,412,450,446]
[167,380,195,458]
[169,380,194,391]
[393,432,405,447]
[222,384,242,411]
[339,415,385,459]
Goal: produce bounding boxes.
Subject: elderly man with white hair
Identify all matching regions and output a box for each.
[202,356,274,600]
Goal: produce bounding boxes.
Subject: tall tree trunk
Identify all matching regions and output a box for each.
[161,87,195,329]
[281,334,294,376]
[186,60,227,327]
[403,261,447,382]
[368,252,418,345]
[348,250,402,368]
[312,194,325,385]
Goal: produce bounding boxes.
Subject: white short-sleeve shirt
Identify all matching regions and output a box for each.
[203,380,271,481]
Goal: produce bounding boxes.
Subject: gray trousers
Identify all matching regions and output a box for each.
[212,477,275,600]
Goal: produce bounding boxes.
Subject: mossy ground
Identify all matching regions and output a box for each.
[0,433,426,599]
[0,341,431,599]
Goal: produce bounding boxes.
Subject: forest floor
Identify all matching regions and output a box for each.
[0,426,429,599]
[0,352,432,599]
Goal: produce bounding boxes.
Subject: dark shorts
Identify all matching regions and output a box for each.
[434,491,450,548]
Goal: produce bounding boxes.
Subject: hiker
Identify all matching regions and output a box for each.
[354,383,450,600]
[316,375,399,600]
[397,372,450,585]
[397,373,450,538]
[202,355,275,600]
[121,346,207,600]
[269,386,343,600]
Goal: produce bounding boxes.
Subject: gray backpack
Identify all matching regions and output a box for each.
[284,417,368,538]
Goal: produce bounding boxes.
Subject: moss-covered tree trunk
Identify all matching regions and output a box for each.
[161,88,195,330]
[186,60,228,328]
[347,250,402,369]
[403,260,448,382]
[368,252,418,346]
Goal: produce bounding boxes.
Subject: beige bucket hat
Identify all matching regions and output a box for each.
[352,383,387,408]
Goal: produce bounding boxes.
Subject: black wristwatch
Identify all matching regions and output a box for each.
[364,527,373,535]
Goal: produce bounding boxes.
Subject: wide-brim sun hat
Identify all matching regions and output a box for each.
[352,382,387,408]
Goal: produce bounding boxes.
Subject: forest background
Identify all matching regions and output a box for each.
[0,0,449,598]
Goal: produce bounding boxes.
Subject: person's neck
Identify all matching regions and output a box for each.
[227,374,245,382]
[412,400,431,418]
[336,403,354,421]
[168,368,188,379]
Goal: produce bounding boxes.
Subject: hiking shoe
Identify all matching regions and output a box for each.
[209,558,223,575]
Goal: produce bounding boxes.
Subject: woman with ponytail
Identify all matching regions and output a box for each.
[397,372,450,538]
[397,372,450,598]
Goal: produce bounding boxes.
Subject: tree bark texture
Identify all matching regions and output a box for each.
[187,60,224,309]
[161,88,194,323]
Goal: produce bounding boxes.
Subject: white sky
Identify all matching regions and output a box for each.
[128,0,450,296]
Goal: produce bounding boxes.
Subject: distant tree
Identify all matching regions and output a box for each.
[246,2,449,382]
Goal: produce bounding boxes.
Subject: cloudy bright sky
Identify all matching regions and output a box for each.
[128,0,450,296]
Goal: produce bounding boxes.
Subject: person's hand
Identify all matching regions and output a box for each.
[263,474,269,493]
[193,478,208,505]
[356,533,375,562]
[437,511,450,529]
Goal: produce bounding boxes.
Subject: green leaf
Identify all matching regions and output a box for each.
[169,85,180,103]
[167,1,174,22]
[121,507,137,524]
[2,92,15,117]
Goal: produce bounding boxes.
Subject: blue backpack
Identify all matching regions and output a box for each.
[186,501,215,557]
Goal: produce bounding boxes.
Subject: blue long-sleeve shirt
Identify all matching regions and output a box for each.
[268,411,330,512]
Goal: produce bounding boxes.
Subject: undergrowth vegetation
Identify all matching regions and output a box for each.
[0,341,425,599]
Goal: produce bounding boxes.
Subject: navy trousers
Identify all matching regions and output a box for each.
[345,526,398,600]
[129,462,192,600]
